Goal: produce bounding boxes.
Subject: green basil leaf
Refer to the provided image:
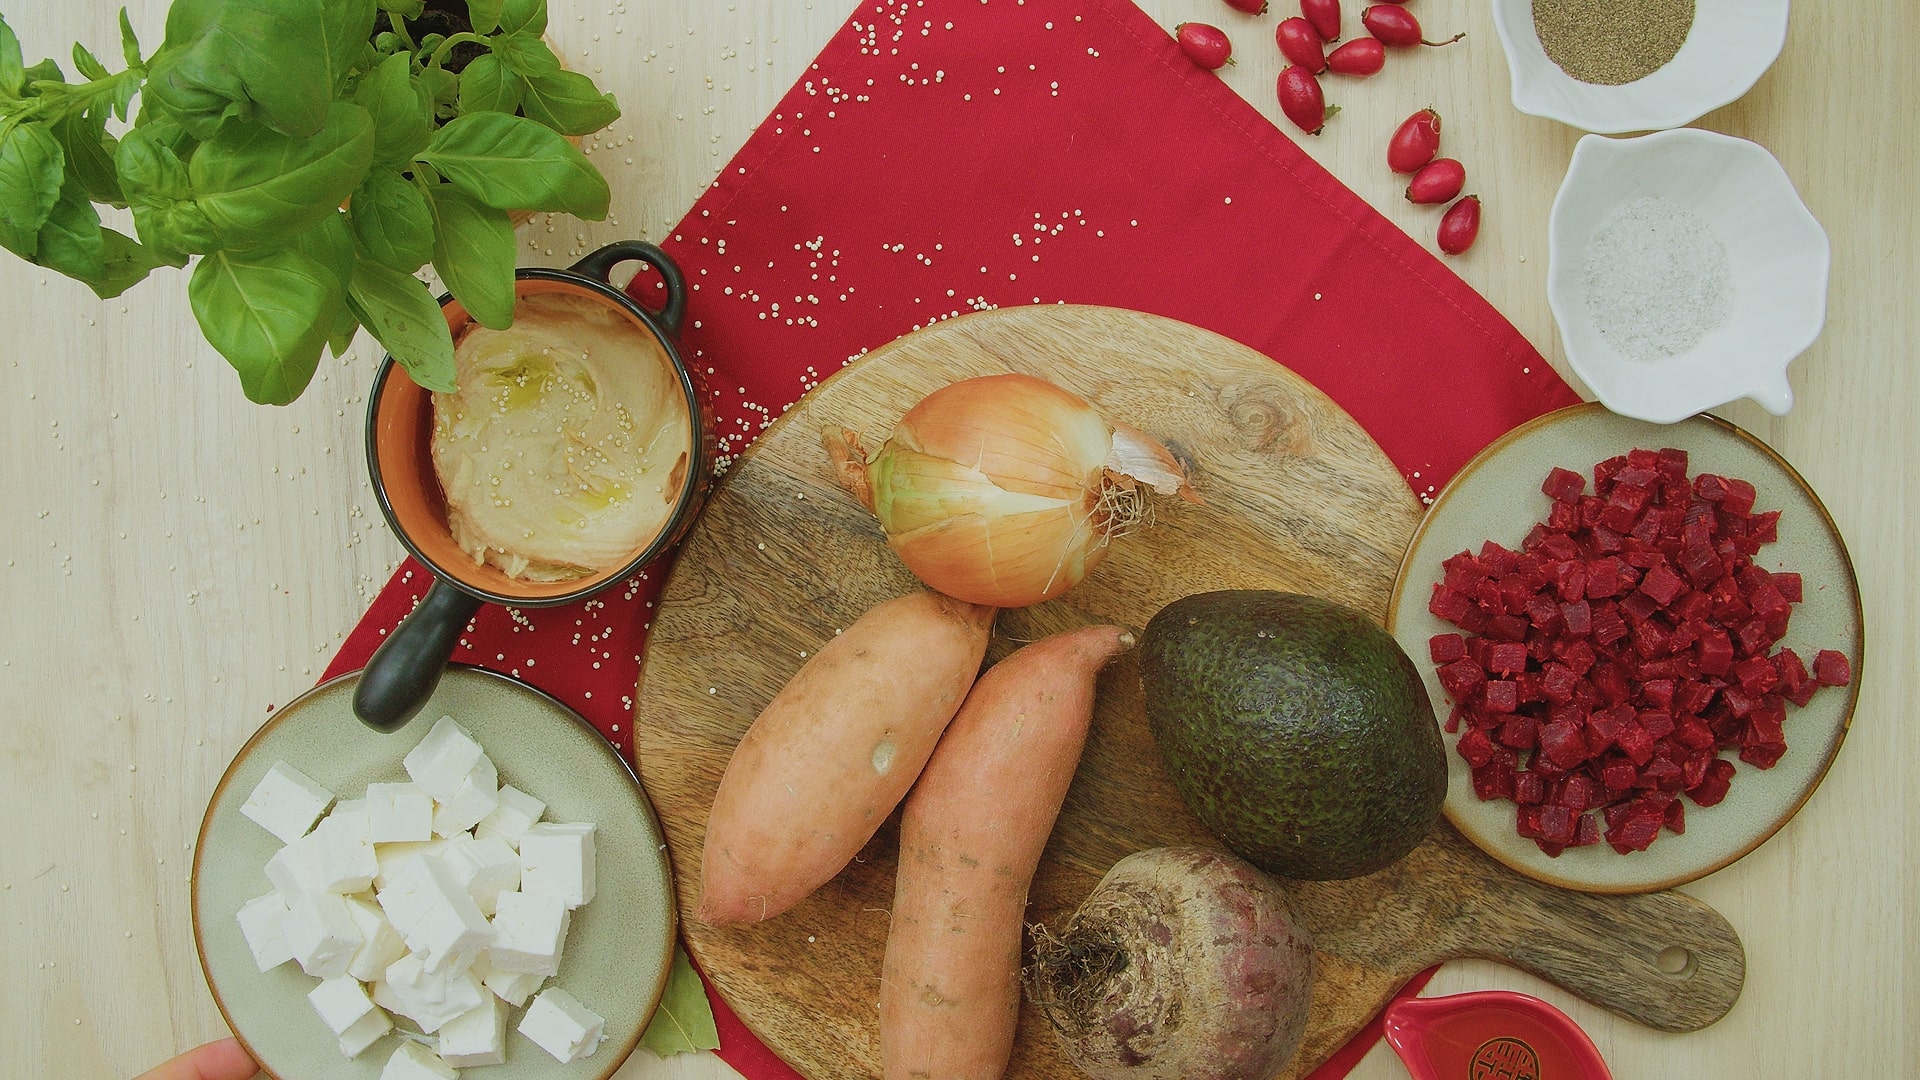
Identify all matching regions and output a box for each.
[347,169,433,270]
[377,0,427,19]
[499,0,547,37]
[20,57,64,90]
[465,0,505,35]
[89,227,164,298]
[521,69,620,136]
[455,53,523,116]
[0,123,65,258]
[2,14,27,96]
[415,64,457,116]
[289,211,356,290]
[423,183,514,330]
[188,246,338,405]
[116,122,191,199]
[353,52,432,166]
[419,113,608,218]
[191,101,375,245]
[71,42,112,83]
[146,0,375,139]
[31,175,108,284]
[348,254,456,391]
[488,31,560,79]
[640,946,721,1057]
[53,112,124,206]
[119,8,143,69]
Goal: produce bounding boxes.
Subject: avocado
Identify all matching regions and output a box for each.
[1139,590,1445,881]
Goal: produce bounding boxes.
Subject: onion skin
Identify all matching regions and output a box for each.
[1027,847,1314,1080]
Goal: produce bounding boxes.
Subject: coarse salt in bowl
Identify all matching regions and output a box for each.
[1546,129,1829,424]
[1489,0,1790,134]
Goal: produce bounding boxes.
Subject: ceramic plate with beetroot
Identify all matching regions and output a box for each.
[1385,404,1862,894]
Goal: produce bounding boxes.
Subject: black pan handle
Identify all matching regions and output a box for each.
[571,240,687,338]
[352,579,485,732]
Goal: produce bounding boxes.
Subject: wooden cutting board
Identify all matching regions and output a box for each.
[633,306,1744,1080]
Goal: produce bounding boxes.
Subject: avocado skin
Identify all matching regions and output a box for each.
[1140,590,1445,881]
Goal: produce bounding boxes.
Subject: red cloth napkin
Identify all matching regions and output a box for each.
[322,0,1579,1076]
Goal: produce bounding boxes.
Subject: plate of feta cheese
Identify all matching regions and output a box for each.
[192,665,675,1079]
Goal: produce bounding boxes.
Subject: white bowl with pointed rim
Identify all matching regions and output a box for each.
[1546,129,1829,424]
[1489,0,1790,134]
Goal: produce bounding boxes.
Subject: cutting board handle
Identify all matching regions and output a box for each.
[1468,878,1745,1032]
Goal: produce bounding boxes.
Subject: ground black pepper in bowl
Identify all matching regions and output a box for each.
[1532,0,1696,85]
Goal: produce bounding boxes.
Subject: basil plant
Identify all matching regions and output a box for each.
[0,0,619,404]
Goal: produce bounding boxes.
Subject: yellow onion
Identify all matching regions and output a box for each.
[827,374,1197,608]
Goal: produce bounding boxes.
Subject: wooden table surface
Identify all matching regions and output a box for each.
[0,2,1911,1078]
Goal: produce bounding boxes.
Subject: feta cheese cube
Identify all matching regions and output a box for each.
[380,1041,458,1080]
[381,953,485,1034]
[475,784,545,849]
[431,756,499,838]
[337,1008,393,1058]
[519,987,606,1063]
[481,964,545,1008]
[308,975,379,1035]
[437,996,508,1067]
[488,890,570,977]
[373,837,450,891]
[441,835,521,916]
[240,761,334,844]
[404,716,487,801]
[282,892,363,978]
[366,782,434,844]
[235,893,293,972]
[344,896,408,983]
[310,807,378,894]
[335,797,367,816]
[519,822,596,909]
[264,835,329,902]
[376,855,493,974]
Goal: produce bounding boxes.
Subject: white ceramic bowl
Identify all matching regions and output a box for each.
[1546,129,1829,424]
[1489,0,1790,133]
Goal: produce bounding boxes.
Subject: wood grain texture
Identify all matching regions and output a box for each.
[2,2,1912,1079]
[633,306,1743,1080]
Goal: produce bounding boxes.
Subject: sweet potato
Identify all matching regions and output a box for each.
[699,590,996,925]
[1027,847,1314,1080]
[881,624,1134,1080]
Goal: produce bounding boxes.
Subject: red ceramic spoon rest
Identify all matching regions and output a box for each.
[1383,990,1613,1080]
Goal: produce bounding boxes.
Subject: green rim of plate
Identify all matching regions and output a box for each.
[1385,403,1864,894]
[191,665,675,1079]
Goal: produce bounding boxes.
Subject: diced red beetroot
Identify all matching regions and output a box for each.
[1642,755,1685,791]
[1457,725,1496,768]
[1606,812,1662,854]
[1629,617,1669,660]
[1694,473,1732,503]
[1739,740,1787,769]
[1486,641,1529,675]
[1671,589,1713,623]
[1732,655,1780,695]
[1472,762,1517,801]
[1655,447,1689,480]
[1556,638,1597,674]
[1746,583,1790,628]
[1591,661,1632,705]
[1812,649,1852,687]
[1429,633,1467,664]
[1497,713,1538,749]
[1487,614,1530,642]
[1560,772,1597,810]
[1479,540,1518,574]
[1674,716,1715,750]
[1680,542,1723,587]
[1525,594,1564,636]
[1663,798,1686,834]
[1735,618,1774,657]
[1750,509,1780,543]
[1585,706,1631,755]
[1641,678,1676,710]
[1594,454,1628,487]
[1687,758,1737,806]
[1429,583,1473,623]
[1541,663,1580,705]
[1443,707,1463,734]
[1721,477,1757,516]
[1673,677,1718,716]
[1438,658,1486,703]
[1514,770,1546,806]
[1696,629,1734,676]
[1585,558,1622,598]
[1539,720,1588,770]
[1601,757,1639,790]
[1772,572,1803,603]
[1542,466,1586,502]
[1640,562,1687,606]
[1614,723,1656,766]
[1679,746,1711,789]
[1590,604,1629,647]
[1537,803,1578,845]
[1483,680,1520,715]
[1559,599,1593,637]
[1572,811,1602,847]
[1638,710,1675,741]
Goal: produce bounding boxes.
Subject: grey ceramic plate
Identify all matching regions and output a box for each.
[1386,404,1862,894]
[193,666,675,1079]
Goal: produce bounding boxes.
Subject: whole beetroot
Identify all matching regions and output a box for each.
[1027,847,1315,1080]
